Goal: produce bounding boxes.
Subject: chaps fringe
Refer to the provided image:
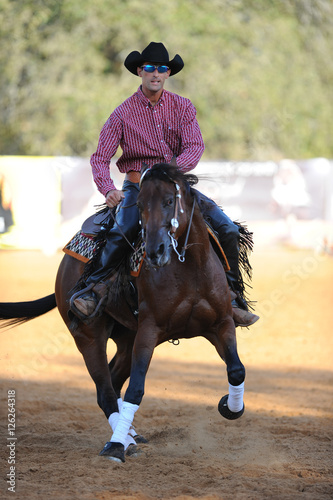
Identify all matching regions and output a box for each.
[234,221,255,311]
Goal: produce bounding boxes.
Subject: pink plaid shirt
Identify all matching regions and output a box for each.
[91,86,205,195]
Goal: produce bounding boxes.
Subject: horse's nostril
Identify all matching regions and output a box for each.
[157,243,165,257]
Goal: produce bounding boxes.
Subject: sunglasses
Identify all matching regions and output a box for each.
[141,64,169,73]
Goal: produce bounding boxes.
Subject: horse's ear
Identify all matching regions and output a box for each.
[169,155,177,167]
[141,162,149,174]
[139,163,151,187]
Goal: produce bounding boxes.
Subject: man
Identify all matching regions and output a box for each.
[73,42,258,327]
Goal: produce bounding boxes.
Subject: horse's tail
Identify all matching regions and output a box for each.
[0,293,57,329]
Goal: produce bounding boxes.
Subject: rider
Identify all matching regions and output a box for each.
[73,42,259,327]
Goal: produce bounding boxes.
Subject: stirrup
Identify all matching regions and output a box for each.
[69,283,107,321]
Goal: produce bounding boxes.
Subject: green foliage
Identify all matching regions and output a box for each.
[1,0,332,159]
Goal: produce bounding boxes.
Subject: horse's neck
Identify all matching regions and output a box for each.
[185,205,210,252]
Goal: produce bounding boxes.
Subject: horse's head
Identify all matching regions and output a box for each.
[137,163,198,268]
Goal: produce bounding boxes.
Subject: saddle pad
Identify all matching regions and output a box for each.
[130,239,146,277]
[63,231,102,263]
[63,230,145,276]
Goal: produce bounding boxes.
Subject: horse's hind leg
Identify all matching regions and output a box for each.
[208,316,246,420]
[72,318,119,419]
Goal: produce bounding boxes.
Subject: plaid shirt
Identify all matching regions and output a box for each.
[91,86,205,195]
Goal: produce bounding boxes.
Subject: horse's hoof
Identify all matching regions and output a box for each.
[218,394,244,420]
[134,434,149,444]
[126,443,143,458]
[99,442,125,462]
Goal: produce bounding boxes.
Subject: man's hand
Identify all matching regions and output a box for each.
[105,189,125,208]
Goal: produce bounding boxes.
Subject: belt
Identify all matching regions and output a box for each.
[125,171,141,184]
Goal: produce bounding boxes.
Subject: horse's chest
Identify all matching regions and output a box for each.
[169,295,221,336]
[191,297,219,326]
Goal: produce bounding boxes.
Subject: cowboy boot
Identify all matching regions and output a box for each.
[229,290,259,327]
[74,294,97,317]
[73,282,109,317]
[233,307,259,327]
[73,230,129,318]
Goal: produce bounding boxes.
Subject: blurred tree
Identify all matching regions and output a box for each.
[0,0,332,160]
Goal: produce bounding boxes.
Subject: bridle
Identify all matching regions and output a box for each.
[140,169,196,263]
[167,181,195,263]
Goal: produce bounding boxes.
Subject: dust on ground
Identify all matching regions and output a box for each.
[0,245,332,499]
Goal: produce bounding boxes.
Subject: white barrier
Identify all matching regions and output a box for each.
[1,156,332,252]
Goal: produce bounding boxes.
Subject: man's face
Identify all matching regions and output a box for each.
[137,62,171,96]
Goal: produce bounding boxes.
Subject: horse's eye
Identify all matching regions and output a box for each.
[165,198,173,207]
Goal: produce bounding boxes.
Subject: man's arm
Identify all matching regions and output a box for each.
[90,111,123,196]
[174,102,205,172]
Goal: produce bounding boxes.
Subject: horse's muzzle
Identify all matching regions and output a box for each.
[145,238,172,268]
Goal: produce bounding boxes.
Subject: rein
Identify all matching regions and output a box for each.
[109,202,137,252]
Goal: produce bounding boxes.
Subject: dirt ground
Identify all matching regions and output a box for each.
[0,242,332,500]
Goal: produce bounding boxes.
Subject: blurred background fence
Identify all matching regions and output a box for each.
[1,156,332,254]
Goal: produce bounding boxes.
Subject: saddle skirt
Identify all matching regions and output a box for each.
[63,208,229,277]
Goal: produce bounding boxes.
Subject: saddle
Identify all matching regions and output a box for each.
[63,207,229,277]
[81,207,112,235]
[63,207,145,277]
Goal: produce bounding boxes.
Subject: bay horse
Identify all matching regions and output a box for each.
[0,163,246,463]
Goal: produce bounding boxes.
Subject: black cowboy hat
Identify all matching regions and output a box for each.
[124,42,184,76]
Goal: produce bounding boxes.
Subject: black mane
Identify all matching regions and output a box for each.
[141,163,199,190]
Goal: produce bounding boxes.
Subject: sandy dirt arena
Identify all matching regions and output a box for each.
[0,243,332,500]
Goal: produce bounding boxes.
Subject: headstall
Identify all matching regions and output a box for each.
[139,169,195,263]
[167,181,195,263]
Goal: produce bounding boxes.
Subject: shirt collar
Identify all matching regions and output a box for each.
[136,86,167,107]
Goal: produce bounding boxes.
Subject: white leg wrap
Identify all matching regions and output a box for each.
[108,409,136,450]
[228,382,244,412]
[108,412,119,432]
[118,397,137,437]
[111,402,139,447]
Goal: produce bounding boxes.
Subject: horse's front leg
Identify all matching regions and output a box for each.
[108,324,148,446]
[208,316,246,420]
[106,325,157,463]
